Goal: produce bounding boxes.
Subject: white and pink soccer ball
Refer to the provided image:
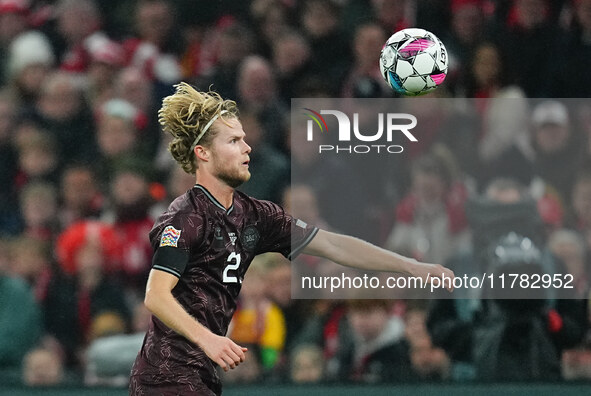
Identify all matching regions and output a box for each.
[379,28,448,96]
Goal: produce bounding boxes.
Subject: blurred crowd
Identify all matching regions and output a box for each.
[1,0,591,388]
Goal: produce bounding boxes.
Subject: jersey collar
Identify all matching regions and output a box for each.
[194,184,235,214]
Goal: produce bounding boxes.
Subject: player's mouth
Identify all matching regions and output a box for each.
[242,160,250,167]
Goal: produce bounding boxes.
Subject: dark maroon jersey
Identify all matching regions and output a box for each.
[130,184,318,393]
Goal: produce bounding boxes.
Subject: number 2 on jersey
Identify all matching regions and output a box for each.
[223,252,241,283]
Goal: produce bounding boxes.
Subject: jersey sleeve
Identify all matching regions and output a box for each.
[149,211,200,278]
[256,200,318,259]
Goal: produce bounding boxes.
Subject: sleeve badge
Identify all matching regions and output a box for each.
[160,225,182,247]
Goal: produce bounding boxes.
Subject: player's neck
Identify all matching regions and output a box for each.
[195,173,234,209]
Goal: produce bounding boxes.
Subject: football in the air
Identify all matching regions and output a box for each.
[379,28,448,96]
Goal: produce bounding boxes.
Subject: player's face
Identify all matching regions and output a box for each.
[209,117,252,188]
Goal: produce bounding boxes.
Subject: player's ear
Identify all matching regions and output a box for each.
[194,145,210,162]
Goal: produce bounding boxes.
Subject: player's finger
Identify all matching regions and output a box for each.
[222,355,237,369]
[232,344,247,362]
[217,358,229,372]
[227,349,242,366]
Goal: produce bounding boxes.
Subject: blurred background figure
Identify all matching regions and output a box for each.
[547,229,589,298]
[58,164,103,229]
[102,159,157,300]
[385,149,470,264]
[237,55,287,153]
[404,305,450,381]
[289,344,325,384]
[34,71,96,164]
[122,0,183,86]
[442,0,488,94]
[22,344,65,387]
[47,221,129,366]
[5,30,55,110]
[300,0,351,96]
[340,22,389,98]
[228,255,286,373]
[0,0,31,86]
[323,299,408,383]
[94,98,148,185]
[0,237,42,385]
[237,109,289,204]
[83,304,149,387]
[17,182,59,240]
[271,30,313,107]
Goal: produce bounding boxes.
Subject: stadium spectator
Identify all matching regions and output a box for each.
[9,236,53,307]
[404,306,450,381]
[13,126,60,191]
[228,256,286,371]
[461,42,532,187]
[492,0,560,97]
[0,0,31,87]
[102,160,156,298]
[84,303,150,387]
[290,113,365,237]
[236,109,289,203]
[85,36,125,111]
[17,182,59,240]
[250,0,295,59]
[114,67,160,158]
[289,344,325,384]
[34,71,96,164]
[5,30,55,109]
[0,240,42,381]
[370,0,412,35]
[263,253,312,353]
[271,30,314,106]
[54,0,104,74]
[340,22,390,98]
[324,299,410,383]
[300,0,351,95]
[94,98,149,185]
[442,0,489,93]
[21,344,65,387]
[237,55,288,153]
[195,21,255,102]
[58,164,103,229]
[122,0,182,85]
[0,91,19,235]
[547,228,589,298]
[530,101,584,207]
[384,150,470,264]
[46,223,130,365]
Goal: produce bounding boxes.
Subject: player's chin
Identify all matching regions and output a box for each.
[239,168,251,182]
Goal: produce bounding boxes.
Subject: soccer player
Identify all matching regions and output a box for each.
[129,83,454,395]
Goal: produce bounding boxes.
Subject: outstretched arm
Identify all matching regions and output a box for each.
[144,269,247,371]
[302,229,454,290]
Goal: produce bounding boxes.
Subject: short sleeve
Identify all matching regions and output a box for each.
[255,200,318,259]
[149,211,201,278]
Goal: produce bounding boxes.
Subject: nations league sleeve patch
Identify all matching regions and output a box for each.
[160,225,181,247]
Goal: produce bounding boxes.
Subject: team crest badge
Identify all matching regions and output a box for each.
[241,225,260,251]
[160,225,181,247]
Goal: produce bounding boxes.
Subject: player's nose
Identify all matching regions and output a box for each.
[243,140,251,154]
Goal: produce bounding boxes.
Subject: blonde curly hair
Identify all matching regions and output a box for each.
[158,82,238,174]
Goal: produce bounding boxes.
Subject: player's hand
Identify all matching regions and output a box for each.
[409,260,455,292]
[201,333,248,372]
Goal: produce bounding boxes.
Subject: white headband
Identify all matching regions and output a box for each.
[190,110,229,152]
